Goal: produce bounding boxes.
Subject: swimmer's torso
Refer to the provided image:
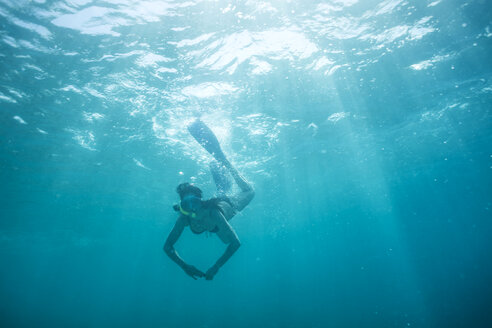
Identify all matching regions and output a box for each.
[184,200,236,234]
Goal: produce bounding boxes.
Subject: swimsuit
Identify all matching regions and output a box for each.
[185,197,236,234]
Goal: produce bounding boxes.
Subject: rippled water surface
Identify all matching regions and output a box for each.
[1,0,492,327]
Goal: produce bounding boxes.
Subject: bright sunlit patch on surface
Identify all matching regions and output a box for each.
[59,85,83,93]
[327,112,349,123]
[171,26,190,32]
[0,92,17,103]
[156,67,178,74]
[0,7,52,40]
[250,57,272,75]
[360,17,436,45]
[83,86,105,99]
[408,17,436,40]
[181,82,239,98]
[308,56,336,71]
[189,28,318,74]
[247,1,277,14]
[23,64,43,72]
[484,26,492,37]
[410,60,433,71]
[50,1,197,36]
[1,34,18,48]
[81,50,151,63]
[6,89,24,99]
[326,64,347,75]
[304,15,370,40]
[136,53,173,67]
[16,39,51,53]
[337,0,360,5]
[133,158,151,170]
[410,54,452,70]
[51,6,117,36]
[171,33,215,48]
[66,128,96,151]
[316,0,359,13]
[364,0,406,17]
[83,112,105,122]
[65,0,92,6]
[420,102,468,121]
[13,115,27,124]
[427,0,442,7]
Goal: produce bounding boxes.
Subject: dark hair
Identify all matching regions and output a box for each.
[176,183,202,200]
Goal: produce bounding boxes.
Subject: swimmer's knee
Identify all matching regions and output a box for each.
[240,190,255,209]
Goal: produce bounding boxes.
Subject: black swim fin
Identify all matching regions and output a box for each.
[188,119,227,163]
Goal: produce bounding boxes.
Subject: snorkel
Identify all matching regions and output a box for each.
[179,194,202,218]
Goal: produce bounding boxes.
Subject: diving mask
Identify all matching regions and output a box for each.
[180,194,201,217]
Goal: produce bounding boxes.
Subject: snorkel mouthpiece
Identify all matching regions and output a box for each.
[179,204,196,218]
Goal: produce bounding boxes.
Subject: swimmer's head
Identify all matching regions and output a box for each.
[176,182,202,200]
[176,183,203,214]
[180,194,201,213]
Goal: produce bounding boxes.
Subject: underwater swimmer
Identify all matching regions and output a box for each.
[163,120,255,280]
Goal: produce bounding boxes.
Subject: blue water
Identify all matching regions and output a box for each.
[1,0,491,327]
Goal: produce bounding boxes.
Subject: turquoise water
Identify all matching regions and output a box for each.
[1,0,492,327]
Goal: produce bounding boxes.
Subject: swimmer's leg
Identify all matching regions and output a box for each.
[220,160,255,212]
[209,160,232,196]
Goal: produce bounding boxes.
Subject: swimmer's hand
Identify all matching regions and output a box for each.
[205,265,219,280]
[183,264,205,280]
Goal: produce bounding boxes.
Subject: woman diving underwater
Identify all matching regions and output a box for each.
[163,120,255,280]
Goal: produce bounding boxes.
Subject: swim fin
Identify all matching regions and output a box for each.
[188,119,227,163]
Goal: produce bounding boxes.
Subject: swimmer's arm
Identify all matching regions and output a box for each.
[164,216,205,279]
[163,216,188,269]
[206,211,241,279]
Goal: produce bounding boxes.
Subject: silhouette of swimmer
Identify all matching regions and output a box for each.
[164,120,254,280]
